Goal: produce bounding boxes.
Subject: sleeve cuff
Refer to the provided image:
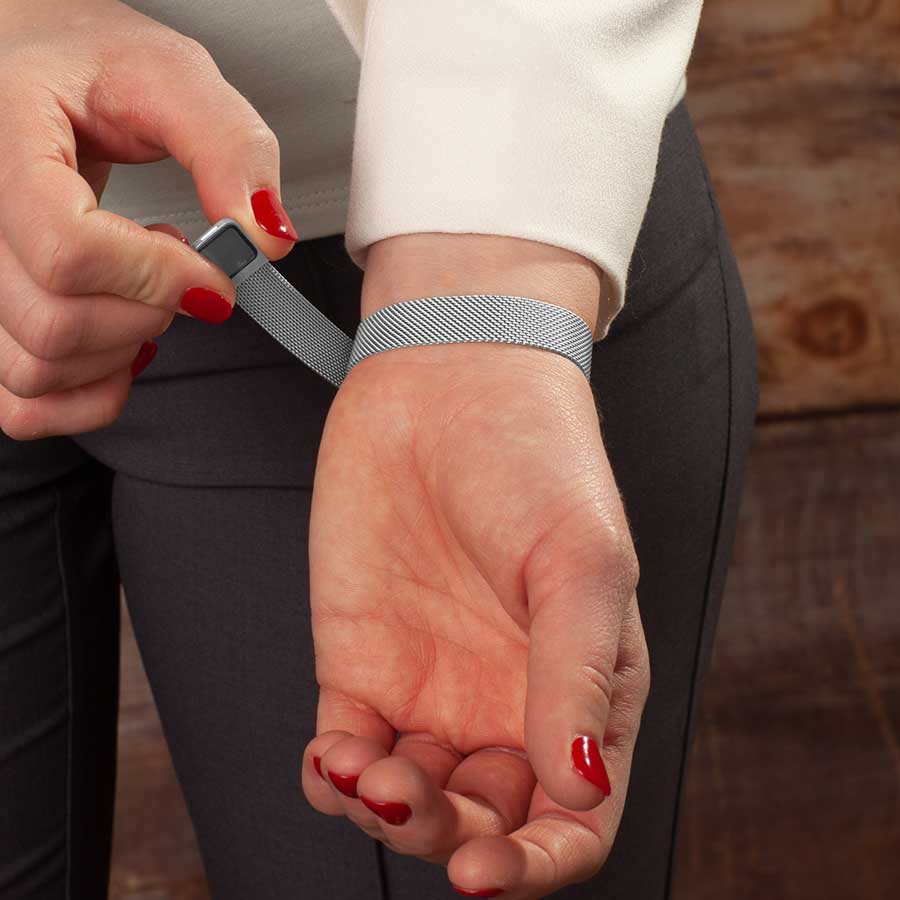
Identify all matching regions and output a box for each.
[331,0,702,338]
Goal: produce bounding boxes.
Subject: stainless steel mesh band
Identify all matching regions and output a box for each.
[348,294,594,380]
[237,264,352,388]
[237,267,593,386]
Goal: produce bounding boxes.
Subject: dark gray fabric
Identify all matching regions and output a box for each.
[0,97,758,899]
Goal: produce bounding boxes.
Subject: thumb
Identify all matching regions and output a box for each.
[523,515,640,811]
[90,26,299,259]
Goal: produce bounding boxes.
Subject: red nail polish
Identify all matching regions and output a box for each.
[251,188,299,241]
[360,795,412,826]
[312,756,323,778]
[130,341,157,378]
[571,735,611,796]
[328,771,359,798]
[452,887,505,897]
[180,286,233,323]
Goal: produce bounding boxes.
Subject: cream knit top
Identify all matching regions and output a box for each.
[99,1,703,334]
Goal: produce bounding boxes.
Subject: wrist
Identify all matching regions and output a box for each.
[360,233,604,338]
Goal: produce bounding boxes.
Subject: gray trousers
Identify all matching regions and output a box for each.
[0,100,758,899]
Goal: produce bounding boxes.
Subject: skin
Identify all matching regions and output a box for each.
[304,235,649,898]
[0,3,651,896]
[0,0,295,437]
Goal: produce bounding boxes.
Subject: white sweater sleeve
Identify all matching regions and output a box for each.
[325,1,703,336]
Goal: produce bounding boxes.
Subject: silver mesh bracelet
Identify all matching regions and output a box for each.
[348,294,593,381]
[236,264,353,388]
[191,219,594,387]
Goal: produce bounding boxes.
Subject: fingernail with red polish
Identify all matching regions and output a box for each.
[251,188,299,242]
[180,286,233,323]
[571,735,611,796]
[328,771,359,798]
[452,887,505,897]
[130,341,157,378]
[312,756,323,778]
[360,795,412,826]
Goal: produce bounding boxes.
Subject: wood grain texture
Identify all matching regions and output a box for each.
[687,0,900,416]
[672,412,900,899]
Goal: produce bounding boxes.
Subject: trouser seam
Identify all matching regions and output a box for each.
[660,135,738,899]
[53,486,74,900]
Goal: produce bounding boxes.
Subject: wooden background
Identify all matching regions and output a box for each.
[109,1,900,896]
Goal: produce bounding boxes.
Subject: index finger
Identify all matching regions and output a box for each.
[0,141,234,313]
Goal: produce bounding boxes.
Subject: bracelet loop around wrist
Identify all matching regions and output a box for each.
[347,294,595,381]
[194,220,595,388]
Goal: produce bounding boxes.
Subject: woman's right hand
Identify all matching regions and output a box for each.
[0,0,299,440]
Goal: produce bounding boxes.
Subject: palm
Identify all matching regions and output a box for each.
[304,344,648,895]
[309,344,597,753]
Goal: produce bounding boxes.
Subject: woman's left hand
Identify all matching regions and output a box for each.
[302,233,649,897]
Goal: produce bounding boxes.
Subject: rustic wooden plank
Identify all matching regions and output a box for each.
[688,0,900,417]
[672,411,900,900]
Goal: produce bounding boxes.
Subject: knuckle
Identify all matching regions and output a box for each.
[523,818,604,886]
[618,540,640,594]
[30,227,80,295]
[597,523,640,598]
[579,661,615,709]
[240,119,280,160]
[1,346,57,399]
[1,397,42,441]
[175,34,216,69]
[129,257,164,306]
[19,299,80,360]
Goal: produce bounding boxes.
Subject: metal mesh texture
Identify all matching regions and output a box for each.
[348,294,594,380]
[237,264,353,388]
[238,269,594,388]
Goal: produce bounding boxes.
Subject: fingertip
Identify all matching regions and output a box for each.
[526,728,610,813]
[130,341,158,379]
[355,754,430,826]
[571,735,611,797]
[301,732,351,815]
[448,835,518,899]
[247,187,299,261]
[250,188,298,240]
[319,733,391,800]
[178,286,235,324]
[328,770,359,798]
[359,794,413,827]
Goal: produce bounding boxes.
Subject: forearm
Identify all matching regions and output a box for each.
[361,233,605,337]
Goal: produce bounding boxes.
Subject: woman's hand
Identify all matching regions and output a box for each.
[303,233,649,899]
[0,0,297,440]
